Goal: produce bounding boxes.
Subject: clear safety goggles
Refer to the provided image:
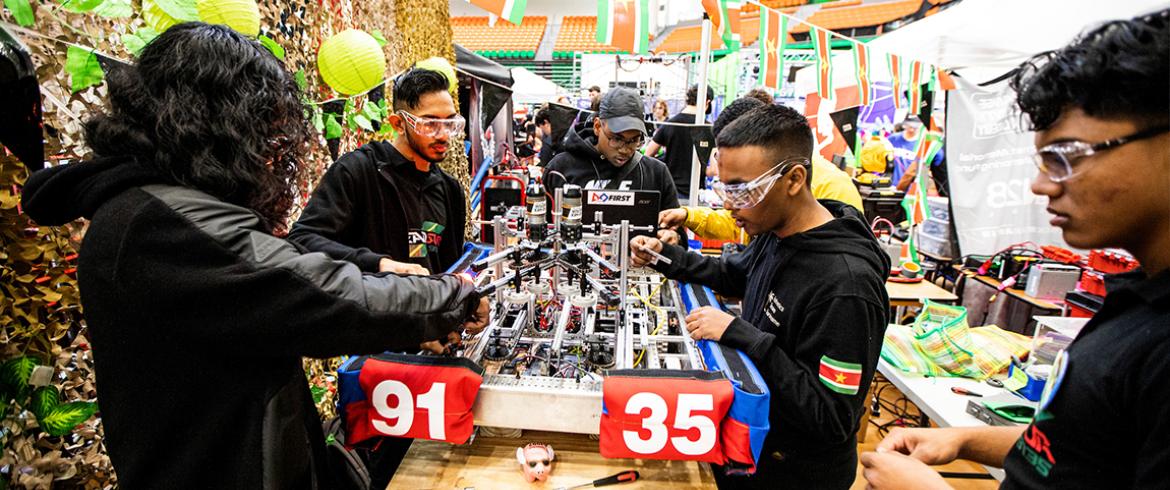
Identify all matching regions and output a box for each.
[711,157,808,209]
[397,110,466,139]
[1033,126,1167,182]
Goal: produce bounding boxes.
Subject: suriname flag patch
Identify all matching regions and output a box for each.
[819,355,862,395]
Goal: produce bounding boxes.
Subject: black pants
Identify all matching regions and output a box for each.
[364,437,414,489]
[713,446,857,490]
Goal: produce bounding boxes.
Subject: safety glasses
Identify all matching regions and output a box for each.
[711,157,809,209]
[397,110,466,139]
[1033,126,1168,182]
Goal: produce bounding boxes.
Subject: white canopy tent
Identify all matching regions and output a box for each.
[509,67,566,105]
[793,0,1169,96]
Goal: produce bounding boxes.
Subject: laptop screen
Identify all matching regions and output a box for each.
[581,189,660,236]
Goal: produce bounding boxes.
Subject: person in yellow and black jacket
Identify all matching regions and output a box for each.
[658,97,862,245]
[631,103,890,489]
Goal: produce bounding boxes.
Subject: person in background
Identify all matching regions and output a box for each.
[888,115,942,188]
[19,22,489,488]
[744,87,774,105]
[544,87,682,242]
[289,68,467,277]
[555,94,571,105]
[631,103,890,489]
[861,10,1169,489]
[645,84,715,199]
[588,85,602,112]
[651,99,670,122]
[658,97,864,244]
[535,109,560,166]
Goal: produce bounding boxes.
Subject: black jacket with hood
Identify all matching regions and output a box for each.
[288,141,466,273]
[650,200,890,489]
[544,121,681,212]
[20,158,481,489]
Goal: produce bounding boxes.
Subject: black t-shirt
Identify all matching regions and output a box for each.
[390,162,449,273]
[652,112,706,198]
[1001,269,1170,489]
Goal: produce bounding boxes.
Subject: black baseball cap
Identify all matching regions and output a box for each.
[598,87,647,136]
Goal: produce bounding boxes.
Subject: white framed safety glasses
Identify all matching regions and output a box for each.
[711,157,809,209]
[397,110,466,139]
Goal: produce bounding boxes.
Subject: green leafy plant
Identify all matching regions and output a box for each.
[64,45,105,92]
[3,0,35,26]
[258,34,285,60]
[0,356,97,437]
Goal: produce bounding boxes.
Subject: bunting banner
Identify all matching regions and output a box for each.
[812,26,833,100]
[597,0,651,54]
[853,42,871,106]
[466,0,527,25]
[887,53,903,109]
[702,0,743,50]
[899,131,943,265]
[757,8,787,90]
[908,59,925,112]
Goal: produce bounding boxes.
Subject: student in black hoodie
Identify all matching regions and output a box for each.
[544,87,681,240]
[289,68,467,277]
[19,23,488,489]
[630,103,890,489]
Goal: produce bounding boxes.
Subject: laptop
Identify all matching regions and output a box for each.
[581,189,660,236]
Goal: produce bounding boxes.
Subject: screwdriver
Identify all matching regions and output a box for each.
[634,244,673,265]
[951,386,983,397]
[556,470,640,490]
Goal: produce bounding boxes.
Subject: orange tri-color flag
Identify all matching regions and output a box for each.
[757,8,787,90]
[887,53,903,108]
[853,42,871,106]
[466,0,527,25]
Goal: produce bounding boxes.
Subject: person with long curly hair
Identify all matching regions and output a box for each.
[21,22,488,488]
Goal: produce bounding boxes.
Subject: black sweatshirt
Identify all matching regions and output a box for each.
[1002,269,1170,489]
[650,200,890,489]
[544,121,681,213]
[20,158,481,489]
[288,141,466,274]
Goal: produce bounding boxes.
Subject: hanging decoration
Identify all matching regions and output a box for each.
[142,0,198,33]
[415,56,459,92]
[701,0,743,51]
[465,0,528,25]
[811,26,833,100]
[853,42,871,106]
[757,7,786,90]
[908,59,925,112]
[317,29,387,96]
[596,0,650,55]
[196,0,261,37]
[887,53,903,109]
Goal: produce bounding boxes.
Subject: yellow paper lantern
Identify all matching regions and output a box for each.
[317,29,386,96]
[142,0,182,33]
[413,57,458,93]
[196,0,261,37]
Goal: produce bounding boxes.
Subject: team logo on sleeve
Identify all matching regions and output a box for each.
[818,355,862,395]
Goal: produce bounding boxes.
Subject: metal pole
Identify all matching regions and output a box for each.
[690,15,713,207]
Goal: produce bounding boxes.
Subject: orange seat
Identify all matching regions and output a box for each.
[451,15,548,53]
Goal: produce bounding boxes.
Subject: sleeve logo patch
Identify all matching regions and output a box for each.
[818,355,862,395]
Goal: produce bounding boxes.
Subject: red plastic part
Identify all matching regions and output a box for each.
[1077,270,1107,297]
[1042,245,1082,264]
[1087,249,1139,274]
[1067,303,1095,318]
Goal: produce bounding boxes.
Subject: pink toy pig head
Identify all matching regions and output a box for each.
[516,443,555,482]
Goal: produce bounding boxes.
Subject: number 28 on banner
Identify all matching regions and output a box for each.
[600,371,734,463]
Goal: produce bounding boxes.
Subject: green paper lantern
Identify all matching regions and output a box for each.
[414,56,458,93]
[317,29,386,96]
[142,0,182,33]
[196,0,260,37]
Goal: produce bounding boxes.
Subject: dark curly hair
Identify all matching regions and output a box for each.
[712,97,764,139]
[84,22,312,232]
[1012,9,1169,131]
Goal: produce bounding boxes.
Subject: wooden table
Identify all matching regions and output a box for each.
[966,273,1061,310]
[388,431,717,489]
[886,279,959,307]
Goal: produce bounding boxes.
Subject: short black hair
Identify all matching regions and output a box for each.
[716,104,814,185]
[1012,10,1169,131]
[393,68,451,111]
[712,97,764,139]
[589,85,602,93]
[534,110,550,126]
[686,84,716,106]
[743,88,773,105]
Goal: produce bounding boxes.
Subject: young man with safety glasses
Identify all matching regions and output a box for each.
[630,103,891,489]
[544,87,682,240]
[290,68,468,279]
[861,11,1170,490]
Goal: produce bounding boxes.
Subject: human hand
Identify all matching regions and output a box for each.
[877,428,965,465]
[380,258,429,275]
[462,296,490,335]
[659,208,688,229]
[629,235,664,268]
[860,451,951,490]
[684,306,735,341]
[657,228,681,246]
[420,331,462,355]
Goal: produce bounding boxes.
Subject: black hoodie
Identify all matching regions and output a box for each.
[20,159,480,489]
[651,200,891,489]
[544,121,681,212]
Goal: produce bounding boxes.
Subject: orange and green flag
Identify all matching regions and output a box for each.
[757,8,787,90]
[853,42,871,106]
[702,0,743,50]
[597,0,650,54]
[908,59,926,111]
[819,355,862,395]
[887,53,903,109]
[466,0,528,25]
[899,131,943,265]
[812,26,834,100]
